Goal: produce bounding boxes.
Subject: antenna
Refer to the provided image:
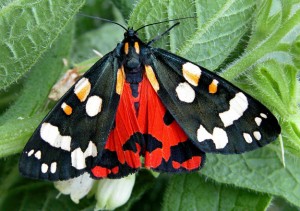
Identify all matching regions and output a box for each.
[135,16,195,32]
[77,13,128,31]
[147,22,180,46]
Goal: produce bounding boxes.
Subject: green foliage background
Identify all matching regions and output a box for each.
[0,0,299,210]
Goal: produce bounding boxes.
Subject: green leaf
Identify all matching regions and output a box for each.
[162,173,271,211]
[0,21,75,158]
[129,0,255,70]
[0,156,95,210]
[75,0,124,37]
[72,23,124,63]
[0,114,45,158]
[235,61,300,152]
[202,145,300,207]
[0,0,84,90]
[223,0,300,80]
[111,0,137,20]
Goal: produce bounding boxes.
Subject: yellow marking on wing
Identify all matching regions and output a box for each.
[145,65,159,92]
[74,78,91,102]
[116,66,125,95]
[182,62,201,86]
[61,102,72,115]
[209,79,219,94]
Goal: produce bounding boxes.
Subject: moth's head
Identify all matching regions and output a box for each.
[121,28,142,71]
[123,28,139,42]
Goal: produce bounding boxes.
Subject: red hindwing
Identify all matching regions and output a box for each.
[91,75,204,178]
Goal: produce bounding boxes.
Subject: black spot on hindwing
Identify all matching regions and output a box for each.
[163,110,175,125]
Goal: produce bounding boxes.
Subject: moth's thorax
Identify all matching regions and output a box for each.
[122,30,145,84]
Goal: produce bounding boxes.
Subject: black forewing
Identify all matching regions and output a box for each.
[19,53,121,180]
[146,48,280,154]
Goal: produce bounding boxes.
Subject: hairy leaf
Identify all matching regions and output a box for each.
[0,22,74,158]
[0,0,84,89]
[129,0,255,70]
[163,173,271,211]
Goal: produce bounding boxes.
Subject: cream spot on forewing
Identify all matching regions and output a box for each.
[219,92,248,127]
[34,151,41,159]
[212,128,228,149]
[61,102,72,115]
[253,131,262,140]
[209,79,219,94]
[260,113,267,118]
[86,96,103,117]
[197,125,229,149]
[84,141,98,158]
[71,142,98,170]
[71,148,86,170]
[255,117,262,126]
[176,82,195,103]
[74,77,91,102]
[197,125,213,142]
[50,162,57,173]
[41,163,48,173]
[28,149,34,156]
[40,123,71,151]
[182,62,201,86]
[243,133,253,143]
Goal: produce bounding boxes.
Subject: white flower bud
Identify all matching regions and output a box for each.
[95,174,136,210]
[54,172,95,204]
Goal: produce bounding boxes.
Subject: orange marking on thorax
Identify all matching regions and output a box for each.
[124,42,129,54]
[134,42,140,54]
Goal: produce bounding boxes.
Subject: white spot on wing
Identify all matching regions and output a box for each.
[41,163,48,173]
[182,62,201,86]
[86,95,103,117]
[84,141,98,157]
[197,125,213,142]
[71,148,86,170]
[28,149,34,156]
[219,92,248,127]
[212,128,228,149]
[243,133,252,143]
[253,131,262,140]
[197,125,228,149]
[74,77,91,102]
[255,117,262,126]
[34,151,41,159]
[260,113,267,118]
[71,141,98,170]
[50,162,57,173]
[175,82,195,103]
[40,123,71,151]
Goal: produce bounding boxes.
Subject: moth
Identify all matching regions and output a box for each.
[19,20,281,180]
